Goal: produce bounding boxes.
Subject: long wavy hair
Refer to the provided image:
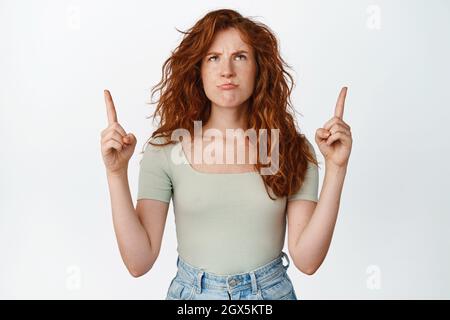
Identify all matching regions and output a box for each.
[142,8,319,201]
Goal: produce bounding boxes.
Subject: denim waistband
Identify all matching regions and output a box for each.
[174,251,291,295]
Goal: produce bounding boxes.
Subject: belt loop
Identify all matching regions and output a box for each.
[249,271,258,295]
[281,251,290,270]
[195,270,204,294]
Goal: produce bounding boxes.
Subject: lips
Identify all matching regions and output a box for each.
[218,83,238,90]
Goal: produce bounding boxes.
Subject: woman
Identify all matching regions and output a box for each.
[100,9,352,300]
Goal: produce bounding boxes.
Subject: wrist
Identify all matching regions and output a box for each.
[325,161,348,174]
[106,168,128,179]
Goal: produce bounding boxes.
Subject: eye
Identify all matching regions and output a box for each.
[235,54,247,61]
[207,55,218,62]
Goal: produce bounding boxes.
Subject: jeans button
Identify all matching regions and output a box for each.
[229,279,238,286]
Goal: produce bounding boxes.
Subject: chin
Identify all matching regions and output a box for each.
[218,103,241,108]
[213,98,247,109]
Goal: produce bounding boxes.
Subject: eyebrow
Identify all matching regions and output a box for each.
[206,50,249,56]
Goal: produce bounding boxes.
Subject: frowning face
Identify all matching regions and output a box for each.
[201,28,257,109]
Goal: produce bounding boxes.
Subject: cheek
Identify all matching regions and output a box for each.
[201,70,215,89]
[240,65,256,91]
[201,70,219,99]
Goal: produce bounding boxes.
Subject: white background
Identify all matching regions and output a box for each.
[1,0,449,299]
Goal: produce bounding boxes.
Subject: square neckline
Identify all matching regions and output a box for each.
[177,141,260,176]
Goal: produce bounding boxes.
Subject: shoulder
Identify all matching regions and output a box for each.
[139,136,176,175]
[148,135,170,145]
[140,136,174,164]
[144,135,175,152]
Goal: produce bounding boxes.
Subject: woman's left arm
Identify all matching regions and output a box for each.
[288,87,352,275]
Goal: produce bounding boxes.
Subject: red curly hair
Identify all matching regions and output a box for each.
[142,8,319,201]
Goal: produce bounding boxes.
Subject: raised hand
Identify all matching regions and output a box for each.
[100,90,137,175]
[315,87,353,168]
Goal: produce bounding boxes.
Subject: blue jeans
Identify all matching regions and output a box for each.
[165,251,298,300]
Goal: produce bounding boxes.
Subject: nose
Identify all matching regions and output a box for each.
[220,59,235,79]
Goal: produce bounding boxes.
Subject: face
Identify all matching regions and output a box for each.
[200,28,257,109]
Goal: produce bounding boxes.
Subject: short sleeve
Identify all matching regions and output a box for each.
[287,138,319,202]
[137,138,173,203]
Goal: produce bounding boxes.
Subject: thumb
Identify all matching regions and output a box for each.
[315,128,331,142]
[123,133,137,145]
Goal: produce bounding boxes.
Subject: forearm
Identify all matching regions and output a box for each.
[295,163,347,274]
[106,170,154,276]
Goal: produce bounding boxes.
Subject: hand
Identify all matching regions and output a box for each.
[315,87,353,169]
[100,90,137,175]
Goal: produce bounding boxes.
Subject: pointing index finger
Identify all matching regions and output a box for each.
[104,89,118,124]
[334,86,348,119]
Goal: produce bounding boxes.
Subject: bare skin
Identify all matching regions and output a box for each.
[101,90,169,277]
[287,87,352,275]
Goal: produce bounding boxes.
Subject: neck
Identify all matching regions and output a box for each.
[202,101,249,138]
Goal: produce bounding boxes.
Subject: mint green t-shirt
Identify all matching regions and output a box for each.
[137,136,319,275]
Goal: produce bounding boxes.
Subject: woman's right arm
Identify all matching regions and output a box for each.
[101,90,167,277]
[106,171,158,277]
